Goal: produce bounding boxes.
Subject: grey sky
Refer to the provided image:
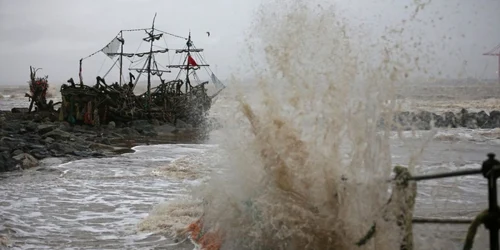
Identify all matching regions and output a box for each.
[0,0,499,85]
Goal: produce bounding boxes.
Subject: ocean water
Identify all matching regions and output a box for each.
[0,144,217,250]
[1,86,498,249]
[0,126,495,249]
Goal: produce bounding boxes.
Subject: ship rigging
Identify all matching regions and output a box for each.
[59,13,225,127]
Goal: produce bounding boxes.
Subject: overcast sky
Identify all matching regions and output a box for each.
[0,0,499,85]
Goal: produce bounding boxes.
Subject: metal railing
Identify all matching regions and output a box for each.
[410,153,500,250]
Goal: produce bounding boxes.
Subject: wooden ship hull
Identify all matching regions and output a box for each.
[58,14,224,128]
[59,77,212,127]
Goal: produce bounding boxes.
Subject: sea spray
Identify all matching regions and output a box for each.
[189,2,416,249]
[140,0,433,249]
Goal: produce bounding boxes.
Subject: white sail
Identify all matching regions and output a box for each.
[210,73,225,91]
[209,72,225,99]
[101,37,122,59]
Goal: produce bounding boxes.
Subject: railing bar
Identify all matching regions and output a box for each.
[412,217,474,224]
[410,169,482,181]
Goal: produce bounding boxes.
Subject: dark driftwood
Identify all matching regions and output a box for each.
[26,66,57,113]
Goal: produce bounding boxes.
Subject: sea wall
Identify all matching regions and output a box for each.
[0,111,211,172]
[386,108,500,130]
[1,108,499,173]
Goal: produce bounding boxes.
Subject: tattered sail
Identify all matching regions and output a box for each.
[101,37,122,59]
[210,73,225,98]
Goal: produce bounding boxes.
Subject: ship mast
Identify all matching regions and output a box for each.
[185,32,192,95]
[146,13,157,112]
[118,31,124,86]
[167,33,209,94]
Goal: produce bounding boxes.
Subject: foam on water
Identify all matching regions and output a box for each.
[0,144,214,249]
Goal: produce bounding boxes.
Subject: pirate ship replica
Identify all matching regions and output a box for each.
[58,14,225,127]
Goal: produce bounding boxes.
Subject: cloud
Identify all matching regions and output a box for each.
[0,0,498,85]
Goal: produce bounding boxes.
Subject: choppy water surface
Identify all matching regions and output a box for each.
[0,144,215,249]
[0,129,496,249]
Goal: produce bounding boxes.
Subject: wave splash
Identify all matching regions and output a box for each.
[141,1,430,249]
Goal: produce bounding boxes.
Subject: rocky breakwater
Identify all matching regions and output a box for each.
[0,111,212,172]
[387,108,500,130]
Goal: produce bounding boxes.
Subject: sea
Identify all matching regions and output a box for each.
[0,81,497,250]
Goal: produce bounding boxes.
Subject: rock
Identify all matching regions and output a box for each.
[91,152,106,157]
[97,137,111,145]
[71,151,91,157]
[39,157,67,167]
[58,122,71,132]
[89,143,115,151]
[431,113,446,127]
[12,153,38,169]
[49,150,65,157]
[0,143,9,153]
[24,122,38,132]
[42,129,72,140]
[27,144,46,150]
[151,119,160,126]
[118,127,140,136]
[48,143,76,154]
[37,124,57,134]
[443,112,457,128]
[2,121,19,132]
[137,126,158,136]
[413,120,431,130]
[476,111,490,128]
[465,118,478,129]
[107,121,116,129]
[394,111,413,128]
[457,108,468,127]
[0,151,16,172]
[11,108,29,113]
[1,137,27,151]
[29,149,50,159]
[130,120,150,127]
[12,149,23,156]
[33,114,43,122]
[414,111,431,129]
[460,111,479,129]
[129,120,158,136]
[176,119,192,129]
[44,137,55,144]
[416,111,432,124]
[155,123,177,135]
[110,132,124,139]
[489,110,500,128]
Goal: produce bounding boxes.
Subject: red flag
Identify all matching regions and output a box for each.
[187,55,198,67]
